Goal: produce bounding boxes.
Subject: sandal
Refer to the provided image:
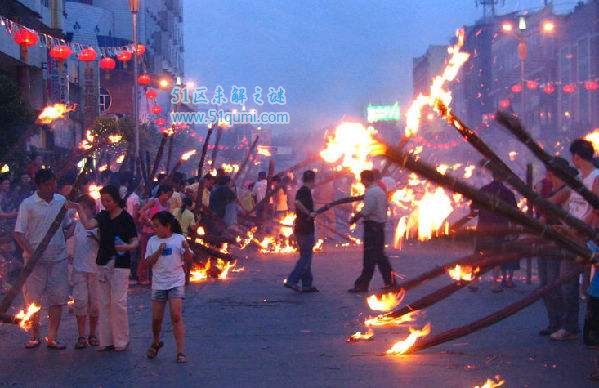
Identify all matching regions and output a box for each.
[25,337,41,349]
[46,338,66,350]
[176,353,187,364]
[88,335,99,346]
[74,336,88,349]
[146,341,163,359]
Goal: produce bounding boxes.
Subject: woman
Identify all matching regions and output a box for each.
[74,185,138,351]
[172,196,195,237]
[137,184,173,285]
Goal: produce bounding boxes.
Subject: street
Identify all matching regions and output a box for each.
[0,241,595,387]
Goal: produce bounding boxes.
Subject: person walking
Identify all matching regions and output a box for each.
[74,185,138,351]
[14,169,71,349]
[284,170,319,293]
[348,170,396,293]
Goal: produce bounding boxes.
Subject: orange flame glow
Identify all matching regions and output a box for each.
[364,311,420,328]
[366,289,405,312]
[448,264,479,282]
[181,150,197,161]
[584,129,599,152]
[346,330,374,342]
[386,323,431,355]
[474,376,505,388]
[14,303,41,331]
[37,103,75,124]
[257,145,272,156]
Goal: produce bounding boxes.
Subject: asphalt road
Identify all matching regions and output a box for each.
[0,241,596,387]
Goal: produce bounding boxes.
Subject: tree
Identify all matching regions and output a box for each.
[0,73,35,164]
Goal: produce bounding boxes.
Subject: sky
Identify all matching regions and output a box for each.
[183,0,577,133]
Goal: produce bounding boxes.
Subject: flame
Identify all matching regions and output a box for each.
[436,164,450,175]
[181,150,197,161]
[108,134,122,144]
[364,311,420,327]
[37,103,75,124]
[216,259,236,280]
[257,145,271,156]
[346,330,374,342]
[98,164,108,172]
[474,376,505,388]
[314,238,324,251]
[386,323,431,355]
[14,303,41,331]
[257,213,298,254]
[1,164,9,173]
[584,129,599,152]
[116,154,125,164]
[508,151,518,161]
[189,258,238,282]
[189,261,210,283]
[448,264,479,282]
[405,29,469,136]
[366,289,405,312]
[221,163,240,173]
[88,184,103,200]
[79,130,96,150]
[463,165,475,179]
[197,226,205,236]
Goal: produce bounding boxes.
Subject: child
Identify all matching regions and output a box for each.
[145,211,192,363]
[172,196,195,237]
[72,195,100,349]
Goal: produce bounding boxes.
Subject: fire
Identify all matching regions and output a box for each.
[508,151,518,161]
[216,259,236,280]
[221,163,240,173]
[197,226,205,235]
[364,311,419,328]
[257,213,299,254]
[386,323,431,355]
[116,154,125,164]
[257,145,271,156]
[314,238,325,251]
[0,164,9,173]
[37,103,75,124]
[189,259,238,283]
[474,376,505,388]
[88,184,103,200]
[14,303,41,331]
[436,164,450,175]
[448,264,479,282]
[463,165,475,179]
[415,188,453,240]
[108,134,122,144]
[181,150,197,161]
[189,261,210,283]
[320,122,378,180]
[98,164,108,172]
[584,129,599,152]
[405,29,469,136]
[366,289,405,312]
[346,330,374,342]
[79,130,96,150]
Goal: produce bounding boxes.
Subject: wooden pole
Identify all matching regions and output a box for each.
[0,159,91,314]
[526,163,533,284]
[496,111,599,210]
[409,267,581,353]
[165,135,174,172]
[233,136,259,183]
[210,126,223,168]
[149,133,168,183]
[193,125,215,216]
[378,142,593,262]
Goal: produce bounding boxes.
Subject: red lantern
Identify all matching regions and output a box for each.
[584,80,599,91]
[133,44,146,56]
[137,73,151,86]
[511,83,523,93]
[78,47,97,62]
[151,105,162,115]
[116,50,132,69]
[563,83,576,94]
[13,28,38,48]
[145,88,158,100]
[155,117,166,127]
[49,45,72,62]
[99,57,116,79]
[526,80,539,90]
[499,99,511,109]
[543,83,555,94]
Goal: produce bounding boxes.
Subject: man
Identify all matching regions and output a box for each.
[14,169,71,349]
[535,157,576,336]
[471,166,518,292]
[552,139,599,341]
[252,172,268,220]
[348,170,395,293]
[285,170,318,293]
[209,175,236,220]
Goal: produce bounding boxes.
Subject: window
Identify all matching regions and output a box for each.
[99,87,111,113]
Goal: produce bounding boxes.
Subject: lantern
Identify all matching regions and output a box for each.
[155,117,166,127]
[584,80,598,91]
[543,83,555,94]
[116,50,132,69]
[137,73,151,86]
[98,57,116,79]
[151,105,162,115]
[133,43,146,56]
[511,83,523,93]
[13,28,38,63]
[145,88,158,100]
[78,47,97,62]
[499,99,511,109]
[49,45,72,62]
[563,83,576,94]
[526,80,538,90]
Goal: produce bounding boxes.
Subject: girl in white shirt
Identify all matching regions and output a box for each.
[145,211,193,363]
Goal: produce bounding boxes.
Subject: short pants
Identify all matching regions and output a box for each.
[72,271,99,317]
[151,286,185,302]
[24,259,69,307]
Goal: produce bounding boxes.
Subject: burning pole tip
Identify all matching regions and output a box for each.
[108,134,123,144]
[14,303,41,331]
[37,103,76,124]
[474,376,505,388]
[386,323,432,355]
[364,310,420,328]
[448,264,480,282]
[366,289,405,312]
[346,330,374,342]
[180,150,197,161]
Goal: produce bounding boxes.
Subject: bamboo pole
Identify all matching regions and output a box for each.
[437,102,597,241]
[193,125,215,216]
[210,126,223,168]
[149,133,168,183]
[496,111,599,210]
[165,135,174,172]
[0,158,91,314]
[526,163,534,284]
[408,267,582,353]
[377,141,594,262]
[233,135,259,183]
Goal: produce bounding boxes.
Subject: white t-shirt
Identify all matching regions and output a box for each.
[145,233,186,290]
[126,192,140,218]
[252,179,267,202]
[568,169,599,220]
[73,221,99,273]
